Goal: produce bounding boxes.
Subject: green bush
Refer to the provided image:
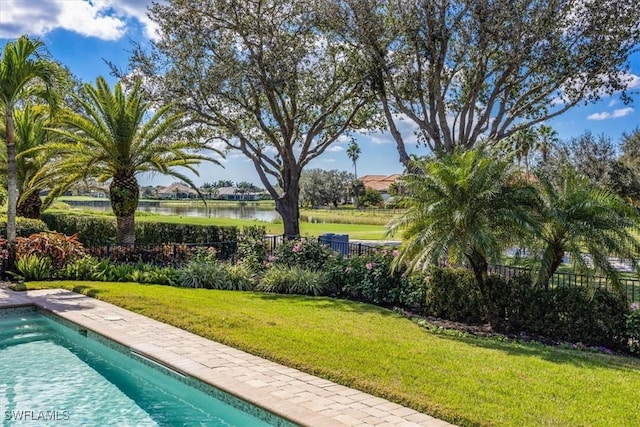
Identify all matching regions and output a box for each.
[236,233,268,271]
[423,266,629,349]
[179,260,226,289]
[257,265,329,296]
[326,250,427,308]
[424,267,485,323]
[128,265,181,287]
[14,255,52,281]
[58,256,180,285]
[627,303,640,354]
[518,287,629,349]
[178,255,255,290]
[58,255,101,280]
[272,238,335,270]
[41,212,239,245]
[0,217,49,237]
[222,263,255,291]
[135,221,238,245]
[41,213,116,245]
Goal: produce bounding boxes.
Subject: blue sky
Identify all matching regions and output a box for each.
[1,0,639,188]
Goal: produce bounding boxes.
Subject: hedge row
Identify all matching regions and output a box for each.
[425,267,629,350]
[40,213,239,245]
[0,218,49,237]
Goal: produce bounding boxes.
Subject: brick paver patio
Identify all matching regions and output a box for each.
[0,287,456,427]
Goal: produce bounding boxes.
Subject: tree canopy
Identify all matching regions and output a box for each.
[132,0,375,237]
[330,0,640,164]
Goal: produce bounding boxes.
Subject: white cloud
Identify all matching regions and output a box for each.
[326,145,344,152]
[587,107,634,121]
[0,0,158,41]
[626,72,640,89]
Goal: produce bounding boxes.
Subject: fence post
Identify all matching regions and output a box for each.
[358,243,362,257]
[106,241,111,258]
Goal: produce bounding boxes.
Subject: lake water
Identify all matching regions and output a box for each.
[66,201,281,222]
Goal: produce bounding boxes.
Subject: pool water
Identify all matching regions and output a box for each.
[0,311,284,426]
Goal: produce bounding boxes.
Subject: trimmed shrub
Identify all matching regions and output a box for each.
[519,287,629,350]
[424,267,485,323]
[41,212,239,245]
[0,217,49,237]
[257,265,329,296]
[135,221,238,245]
[41,213,116,245]
[423,266,629,349]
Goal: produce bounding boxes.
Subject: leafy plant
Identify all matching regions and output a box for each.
[326,249,426,308]
[257,265,328,296]
[14,254,52,281]
[626,303,640,354]
[236,233,268,271]
[57,255,101,280]
[222,263,255,291]
[423,267,485,323]
[15,232,85,268]
[272,238,334,270]
[179,259,227,289]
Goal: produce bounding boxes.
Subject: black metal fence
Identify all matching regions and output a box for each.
[489,264,640,302]
[85,241,238,267]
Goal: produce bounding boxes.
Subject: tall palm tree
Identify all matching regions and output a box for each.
[537,125,558,164]
[0,36,59,250]
[346,141,361,178]
[42,76,221,244]
[388,148,539,323]
[534,166,640,291]
[512,128,538,173]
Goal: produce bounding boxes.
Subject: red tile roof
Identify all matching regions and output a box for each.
[359,174,402,192]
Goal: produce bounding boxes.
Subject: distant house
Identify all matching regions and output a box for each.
[359,174,403,200]
[216,186,259,201]
[157,182,199,199]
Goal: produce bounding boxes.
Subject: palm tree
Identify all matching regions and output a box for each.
[388,148,539,324]
[10,103,54,218]
[537,125,559,164]
[42,76,221,244]
[0,36,59,251]
[346,141,361,178]
[534,166,640,291]
[512,128,538,173]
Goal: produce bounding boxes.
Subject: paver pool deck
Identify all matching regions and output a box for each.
[0,287,456,427]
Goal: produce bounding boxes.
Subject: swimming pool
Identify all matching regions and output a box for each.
[0,307,293,426]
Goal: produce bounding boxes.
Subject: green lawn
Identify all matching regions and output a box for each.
[23,281,640,427]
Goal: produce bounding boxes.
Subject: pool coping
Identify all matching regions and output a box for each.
[0,287,456,427]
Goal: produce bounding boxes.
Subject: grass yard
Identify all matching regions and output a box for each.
[23,281,640,427]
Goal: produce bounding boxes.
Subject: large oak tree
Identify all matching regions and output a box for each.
[133,0,374,237]
[331,0,640,165]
